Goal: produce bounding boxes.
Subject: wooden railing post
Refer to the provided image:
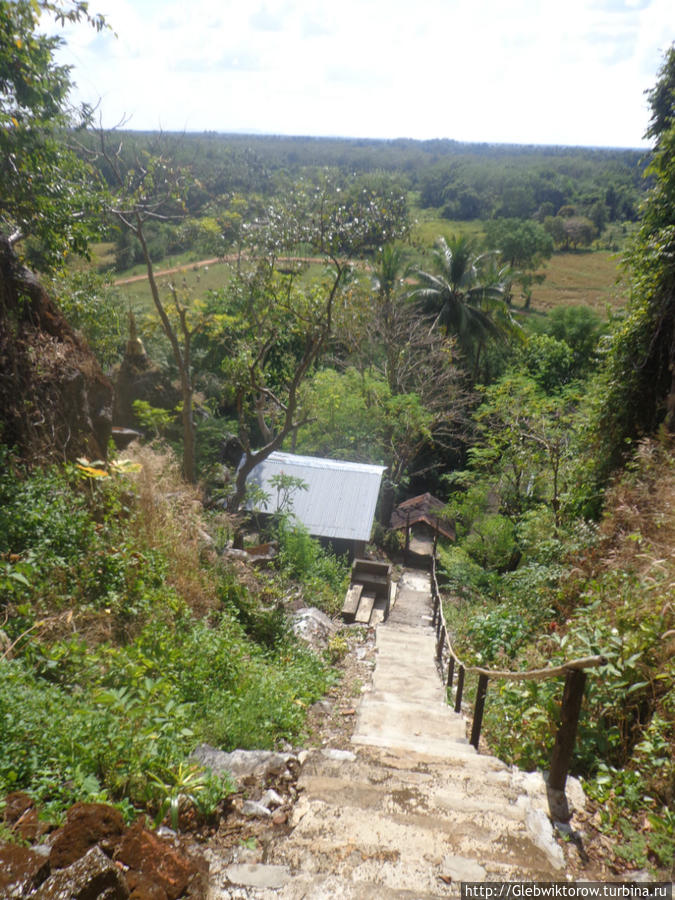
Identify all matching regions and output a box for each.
[548,669,587,791]
[454,665,465,713]
[470,674,489,751]
[437,625,446,663]
[447,656,455,689]
[404,512,410,566]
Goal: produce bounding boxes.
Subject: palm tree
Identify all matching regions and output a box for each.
[371,243,407,393]
[410,235,521,378]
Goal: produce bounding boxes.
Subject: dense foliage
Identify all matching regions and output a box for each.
[593,46,675,478]
[0,452,335,820]
[0,1,107,267]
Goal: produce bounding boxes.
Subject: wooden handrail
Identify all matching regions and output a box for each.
[430,553,607,804]
[431,560,607,680]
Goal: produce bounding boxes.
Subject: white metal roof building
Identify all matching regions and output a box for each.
[245,451,386,544]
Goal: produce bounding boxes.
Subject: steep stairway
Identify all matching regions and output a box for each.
[215,569,572,898]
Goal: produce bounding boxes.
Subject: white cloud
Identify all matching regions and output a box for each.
[48,0,672,146]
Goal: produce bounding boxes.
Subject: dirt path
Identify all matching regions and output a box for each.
[113,255,370,286]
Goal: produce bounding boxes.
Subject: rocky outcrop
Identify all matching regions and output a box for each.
[0,237,113,463]
[0,799,208,900]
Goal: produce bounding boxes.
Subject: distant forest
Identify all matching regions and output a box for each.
[91,131,648,226]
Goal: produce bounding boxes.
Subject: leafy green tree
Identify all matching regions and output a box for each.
[97,136,208,483]
[519,333,574,394]
[0,1,107,268]
[543,305,603,376]
[462,375,581,529]
[562,216,597,250]
[484,219,554,271]
[594,44,675,474]
[411,235,521,379]
[484,218,554,307]
[213,178,409,509]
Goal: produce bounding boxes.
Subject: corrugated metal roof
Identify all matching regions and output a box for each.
[245,451,386,542]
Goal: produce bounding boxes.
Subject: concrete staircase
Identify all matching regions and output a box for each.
[217,569,572,898]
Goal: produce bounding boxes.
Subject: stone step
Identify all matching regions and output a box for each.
[237,566,571,900]
[304,747,516,791]
[354,693,468,745]
[269,874,453,899]
[272,800,560,892]
[298,773,530,823]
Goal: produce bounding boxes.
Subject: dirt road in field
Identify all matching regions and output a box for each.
[113,254,352,286]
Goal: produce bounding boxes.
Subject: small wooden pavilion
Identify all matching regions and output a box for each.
[390,493,455,565]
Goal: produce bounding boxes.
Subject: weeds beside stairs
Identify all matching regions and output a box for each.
[214,569,582,898]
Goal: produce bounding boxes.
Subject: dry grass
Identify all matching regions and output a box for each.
[530,251,628,315]
[121,443,230,617]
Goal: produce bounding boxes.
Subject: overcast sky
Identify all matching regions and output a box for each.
[53,0,673,149]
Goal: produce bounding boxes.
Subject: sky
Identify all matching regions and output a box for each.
[53,0,673,149]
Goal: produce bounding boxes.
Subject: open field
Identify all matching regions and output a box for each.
[113,257,235,308]
[409,213,486,250]
[530,251,628,315]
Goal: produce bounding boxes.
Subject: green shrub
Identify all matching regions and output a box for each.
[0,454,334,821]
[275,516,349,614]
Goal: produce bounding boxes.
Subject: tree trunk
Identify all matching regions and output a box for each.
[136,220,197,483]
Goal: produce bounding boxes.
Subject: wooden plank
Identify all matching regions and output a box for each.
[354,591,376,624]
[341,584,363,621]
[370,607,385,626]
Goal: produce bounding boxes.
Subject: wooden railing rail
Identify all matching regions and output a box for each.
[430,555,607,795]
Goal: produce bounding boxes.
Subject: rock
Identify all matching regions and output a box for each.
[321,748,356,762]
[225,864,292,889]
[191,746,295,783]
[565,775,586,813]
[440,854,487,883]
[271,810,288,826]
[115,821,207,900]
[291,608,336,647]
[629,870,654,883]
[2,791,47,843]
[50,802,126,870]
[112,313,179,431]
[260,789,284,810]
[222,548,249,561]
[3,790,34,825]
[125,870,169,900]
[0,842,50,897]
[32,845,128,899]
[111,426,143,450]
[525,808,565,871]
[241,800,272,818]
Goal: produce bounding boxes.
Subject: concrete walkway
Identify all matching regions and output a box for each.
[216,569,573,898]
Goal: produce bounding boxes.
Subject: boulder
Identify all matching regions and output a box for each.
[33,845,128,900]
[291,607,337,648]
[1,791,46,842]
[114,822,207,900]
[49,802,126,870]
[0,842,50,897]
[190,745,296,784]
